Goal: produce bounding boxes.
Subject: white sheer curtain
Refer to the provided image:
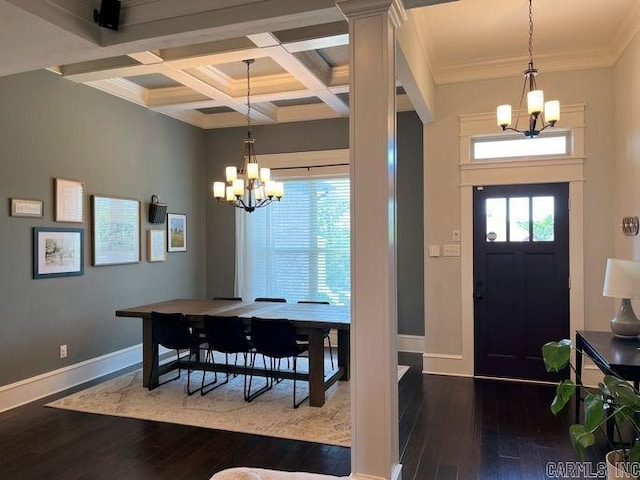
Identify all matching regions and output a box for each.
[235,176,350,305]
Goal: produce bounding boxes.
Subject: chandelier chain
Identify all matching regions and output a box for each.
[246,59,252,135]
[528,0,534,65]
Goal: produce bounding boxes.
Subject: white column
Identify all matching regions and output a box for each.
[337,1,405,479]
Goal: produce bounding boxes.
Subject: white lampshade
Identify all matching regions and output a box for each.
[544,100,560,123]
[226,186,235,202]
[232,179,244,196]
[212,181,225,198]
[265,180,276,197]
[497,104,512,127]
[274,182,284,199]
[603,258,640,299]
[226,166,237,182]
[527,90,544,114]
[260,168,271,182]
[247,163,259,179]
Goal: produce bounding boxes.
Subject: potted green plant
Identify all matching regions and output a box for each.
[542,339,640,478]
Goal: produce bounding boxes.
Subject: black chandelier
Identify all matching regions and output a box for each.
[212,59,283,213]
[496,0,560,138]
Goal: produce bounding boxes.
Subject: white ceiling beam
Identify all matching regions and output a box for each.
[270,47,348,116]
[86,78,148,107]
[156,109,208,129]
[160,64,276,124]
[283,34,349,53]
[127,51,163,65]
[166,46,280,70]
[63,64,162,83]
[247,32,280,48]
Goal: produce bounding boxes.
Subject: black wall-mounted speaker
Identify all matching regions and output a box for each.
[93,0,121,31]
[149,195,167,224]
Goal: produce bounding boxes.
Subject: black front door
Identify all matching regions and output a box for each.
[473,183,569,380]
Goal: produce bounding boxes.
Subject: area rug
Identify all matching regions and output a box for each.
[46,363,410,448]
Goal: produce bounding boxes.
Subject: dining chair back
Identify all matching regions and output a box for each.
[150,311,203,395]
[201,315,252,397]
[247,317,309,408]
[213,297,243,301]
[254,297,287,302]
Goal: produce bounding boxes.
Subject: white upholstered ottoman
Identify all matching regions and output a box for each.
[210,467,349,480]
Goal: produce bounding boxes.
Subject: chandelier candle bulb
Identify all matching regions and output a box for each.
[233,179,244,196]
[545,100,560,123]
[265,180,276,197]
[247,163,259,179]
[260,168,271,182]
[527,90,544,114]
[213,182,225,198]
[497,104,512,127]
[226,186,235,202]
[226,166,237,182]
[275,182,284,199]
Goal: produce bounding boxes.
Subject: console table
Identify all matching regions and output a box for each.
[575,330,640,425]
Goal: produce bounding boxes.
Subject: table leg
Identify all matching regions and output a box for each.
[575,338,583,423]
[307,330,325,407]
[337,329,350,381]
[142,317,158,389]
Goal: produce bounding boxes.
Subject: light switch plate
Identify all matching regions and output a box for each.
[428,245,440,257]
[443,244,460,257]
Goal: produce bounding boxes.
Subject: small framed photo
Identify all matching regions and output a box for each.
[147,229,166,262]
[11,198,43,218]
[167,213,187,252]
[33,227,84,279]
[55,178,84,223]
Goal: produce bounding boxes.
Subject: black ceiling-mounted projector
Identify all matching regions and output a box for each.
[93,0,121,31]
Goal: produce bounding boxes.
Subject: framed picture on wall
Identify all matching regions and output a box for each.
[167,213,187,252]
[54,178,84,223]
[91,195,141,266]
[11,198,43,218]
[33,227,84,279]
[147,229,166,262]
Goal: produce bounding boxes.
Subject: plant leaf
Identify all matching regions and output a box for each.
[551,379,576,415]
[569,424,595,461]
[629,442,640,464]
[542,340,572,373]
[583,393,605,432]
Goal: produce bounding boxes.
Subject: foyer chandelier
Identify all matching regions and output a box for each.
[496,0,560,138]
[212,59,283,213]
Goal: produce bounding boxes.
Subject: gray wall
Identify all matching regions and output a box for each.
[0,70,207,386]
[205,112,424,336]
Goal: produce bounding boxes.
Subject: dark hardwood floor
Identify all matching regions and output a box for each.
[0,354,601,479]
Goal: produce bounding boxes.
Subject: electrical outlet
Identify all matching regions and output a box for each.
[59,344,67,359]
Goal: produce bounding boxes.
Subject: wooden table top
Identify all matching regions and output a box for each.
[116,299,350,330]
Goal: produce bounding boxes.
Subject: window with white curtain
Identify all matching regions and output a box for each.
[236,176,350,306]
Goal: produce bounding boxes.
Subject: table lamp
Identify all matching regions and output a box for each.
[603,258,640,338]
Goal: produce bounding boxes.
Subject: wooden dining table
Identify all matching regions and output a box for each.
[115,299,350,407]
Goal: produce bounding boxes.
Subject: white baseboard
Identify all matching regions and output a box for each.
[350,463,402,480]
[0,344,142,413]
[422,352,472,377]
[397,334,424,353]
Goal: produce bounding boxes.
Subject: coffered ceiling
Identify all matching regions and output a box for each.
[2,0,639,129]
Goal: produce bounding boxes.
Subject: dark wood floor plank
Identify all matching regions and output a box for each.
[0,353,602,479]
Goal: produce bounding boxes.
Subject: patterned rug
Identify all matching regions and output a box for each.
[46,363,410,448]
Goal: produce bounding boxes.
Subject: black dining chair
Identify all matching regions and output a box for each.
[246,317,309,408]
[200,315,253,397]
[254,297,287,302]
[212,296,243,301]
[149,311,204,395]
[297,300,334,369]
